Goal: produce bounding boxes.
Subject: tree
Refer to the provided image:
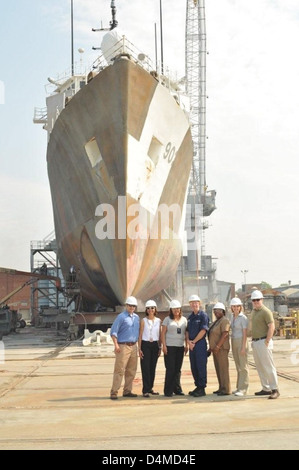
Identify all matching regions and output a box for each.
[260,281,272,290]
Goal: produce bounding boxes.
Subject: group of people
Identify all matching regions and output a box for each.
[109,290,279,400]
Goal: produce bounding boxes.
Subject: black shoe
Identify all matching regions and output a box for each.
[164,393,173,397]
[123,392,138,397]
[149,390,159,395]
[213,389,220,394]
[268,389,280,399]
[217,391,230,396]
[193,388,206,397]
[143,393,150,398]
[255,390,272,396]
[174,391,185,396]
[189,387,198,396]
[110,394,118,400]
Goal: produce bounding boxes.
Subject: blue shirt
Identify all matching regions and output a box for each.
[110,310,140,343]
[187,310,209,340]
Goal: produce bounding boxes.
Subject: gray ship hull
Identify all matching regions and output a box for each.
[47,56,193,308]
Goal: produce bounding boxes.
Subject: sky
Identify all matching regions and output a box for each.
[0,0,299,290]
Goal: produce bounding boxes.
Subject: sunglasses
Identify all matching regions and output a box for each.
[146,307,156,310]
[127,304,136,307]
[252,299,261,302]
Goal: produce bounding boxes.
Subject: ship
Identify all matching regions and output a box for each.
[34,1,193,310]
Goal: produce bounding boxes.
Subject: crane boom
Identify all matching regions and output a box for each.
[185,0,216,216]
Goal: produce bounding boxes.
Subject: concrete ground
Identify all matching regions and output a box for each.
[0,327,299,450]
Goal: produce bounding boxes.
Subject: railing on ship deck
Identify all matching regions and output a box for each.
[92,36,154,74]
[91,36,182,97]
[37,36,186,130]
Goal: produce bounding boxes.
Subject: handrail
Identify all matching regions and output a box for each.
[33,107,47,123]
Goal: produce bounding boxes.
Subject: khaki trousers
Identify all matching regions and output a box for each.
[111,344,138,396]
[251,338,278,391]
[213,349,231,394]
[231,337,249,392]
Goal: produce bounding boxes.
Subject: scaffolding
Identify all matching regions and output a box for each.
[30,231,63,320]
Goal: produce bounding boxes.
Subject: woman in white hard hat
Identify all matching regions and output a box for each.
[138,300,161,397]
[230,297,249,397]
[208,302,231,396]
[161,300,188,397]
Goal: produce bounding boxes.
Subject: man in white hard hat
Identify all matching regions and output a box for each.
[110,296,140,400]
[186,294,210,397]
[250,290,279,399]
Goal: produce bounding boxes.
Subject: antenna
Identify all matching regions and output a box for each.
[110,0,118,30]
[160,0,164,75]
[92,0,118,33]
[154,23,158,71]
[71,0,74,76]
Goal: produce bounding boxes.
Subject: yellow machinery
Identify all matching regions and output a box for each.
[276,311,299,339]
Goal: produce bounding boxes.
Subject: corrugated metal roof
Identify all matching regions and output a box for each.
[281,287,299,298]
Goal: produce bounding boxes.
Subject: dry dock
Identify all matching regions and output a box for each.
[0,327,299,450]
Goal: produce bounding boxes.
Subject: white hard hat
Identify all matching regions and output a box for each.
[251,290,264,300]
[145,300,157,308]
[230,297,242,306]
[189,294,200,302]
[125,296,138,306]
[169,300,181,309]
[213,302,225,311]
